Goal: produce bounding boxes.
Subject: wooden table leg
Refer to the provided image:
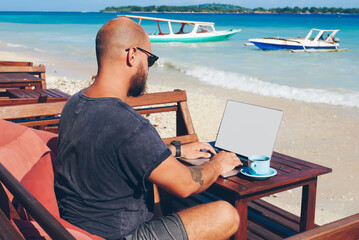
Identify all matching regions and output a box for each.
[300,178,317,232]
[234,199,248,240]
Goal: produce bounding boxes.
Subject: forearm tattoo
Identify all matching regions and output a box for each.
[189,166,204,186]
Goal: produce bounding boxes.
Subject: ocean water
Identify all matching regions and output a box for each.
[1,12,359,107]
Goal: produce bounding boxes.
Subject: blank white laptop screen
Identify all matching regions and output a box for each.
[214,101,283,159]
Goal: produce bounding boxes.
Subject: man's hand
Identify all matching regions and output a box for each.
[209,151,243,175]
[151,144,243,198]
[179,142,217,159]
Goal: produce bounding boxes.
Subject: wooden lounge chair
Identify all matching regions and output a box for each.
[0,62,46,89]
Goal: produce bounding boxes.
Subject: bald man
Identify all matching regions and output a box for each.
[55,18,242,240]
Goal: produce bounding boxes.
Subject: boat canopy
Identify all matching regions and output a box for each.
[305,28,340,41]
[118,15,217,36]
[118,15,215,26]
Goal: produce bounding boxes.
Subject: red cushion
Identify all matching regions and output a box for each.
[0,119,31,146]
[13,219,95,240]
[20,151,59,218]
[0,127,50,195]
[19,152,104,240]
[33,129,58,154]
[57,218,105,240]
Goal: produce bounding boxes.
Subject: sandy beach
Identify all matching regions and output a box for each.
[1,50,358,226]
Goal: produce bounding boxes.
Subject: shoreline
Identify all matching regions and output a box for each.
[2,50,359,225]
[101,11,359,15]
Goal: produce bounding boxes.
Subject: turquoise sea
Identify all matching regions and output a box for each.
[1,12,359,107]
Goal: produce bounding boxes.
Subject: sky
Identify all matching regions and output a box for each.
[1,0,358,12]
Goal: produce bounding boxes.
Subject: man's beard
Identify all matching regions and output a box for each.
[127,62,147,97]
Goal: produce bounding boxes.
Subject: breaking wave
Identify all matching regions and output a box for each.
[0,41,46,53]
[157,59,359,108]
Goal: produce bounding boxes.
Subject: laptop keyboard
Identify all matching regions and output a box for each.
[212,146,248,167]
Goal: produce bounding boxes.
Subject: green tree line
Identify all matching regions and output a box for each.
[101,4,359,14]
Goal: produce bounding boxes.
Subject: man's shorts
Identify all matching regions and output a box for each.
[122,214,188,240]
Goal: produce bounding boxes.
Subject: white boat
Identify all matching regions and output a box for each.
[248,29,342,51]
[118,15,241,43]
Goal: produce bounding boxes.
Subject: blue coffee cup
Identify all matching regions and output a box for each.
[248,155,270,175]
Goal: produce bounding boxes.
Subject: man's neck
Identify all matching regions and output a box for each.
[83,75,128,100]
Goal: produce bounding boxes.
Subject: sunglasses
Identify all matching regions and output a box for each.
[125,47,159,67]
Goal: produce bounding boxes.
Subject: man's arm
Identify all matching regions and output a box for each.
[148,142,242,198]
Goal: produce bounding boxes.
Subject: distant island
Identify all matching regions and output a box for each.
[101,4,359,14]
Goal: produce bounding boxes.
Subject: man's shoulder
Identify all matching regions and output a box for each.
[64,90,137,116]
[61,89,153,135]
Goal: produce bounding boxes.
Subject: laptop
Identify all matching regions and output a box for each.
[180,100,283,177]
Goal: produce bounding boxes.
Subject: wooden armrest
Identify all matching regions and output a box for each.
[285,213,359,240]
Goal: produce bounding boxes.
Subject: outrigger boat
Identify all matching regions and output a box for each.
[248,29,347,52]
[118,15,241,43]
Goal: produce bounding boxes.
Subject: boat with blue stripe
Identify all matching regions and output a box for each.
[249,29,343,52]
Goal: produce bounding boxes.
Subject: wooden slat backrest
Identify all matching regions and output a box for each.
[0,90,198,143]
[0,61,33,66]
[0,101,66,119]
[0,65,45,76]
[127,90,197,144]
[127,90,187,106]
[285,213,359,240]
[0,101,65,132]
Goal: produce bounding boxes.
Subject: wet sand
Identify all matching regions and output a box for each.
[2,51,359,225]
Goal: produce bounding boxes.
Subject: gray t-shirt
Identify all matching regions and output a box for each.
[54,90,171,239]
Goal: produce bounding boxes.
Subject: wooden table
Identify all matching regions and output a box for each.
[0,73,45,89]
[0,89,70,106]
[205,152,332,240]
[7,89,70,99]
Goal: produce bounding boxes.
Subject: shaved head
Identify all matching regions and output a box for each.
[96,18,149,67]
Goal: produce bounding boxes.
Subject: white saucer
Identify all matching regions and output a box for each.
[240,167,277,180]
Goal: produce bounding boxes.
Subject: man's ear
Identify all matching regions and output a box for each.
[126,47,137,67]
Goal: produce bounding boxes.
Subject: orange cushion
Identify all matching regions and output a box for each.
[20,151,59,218]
